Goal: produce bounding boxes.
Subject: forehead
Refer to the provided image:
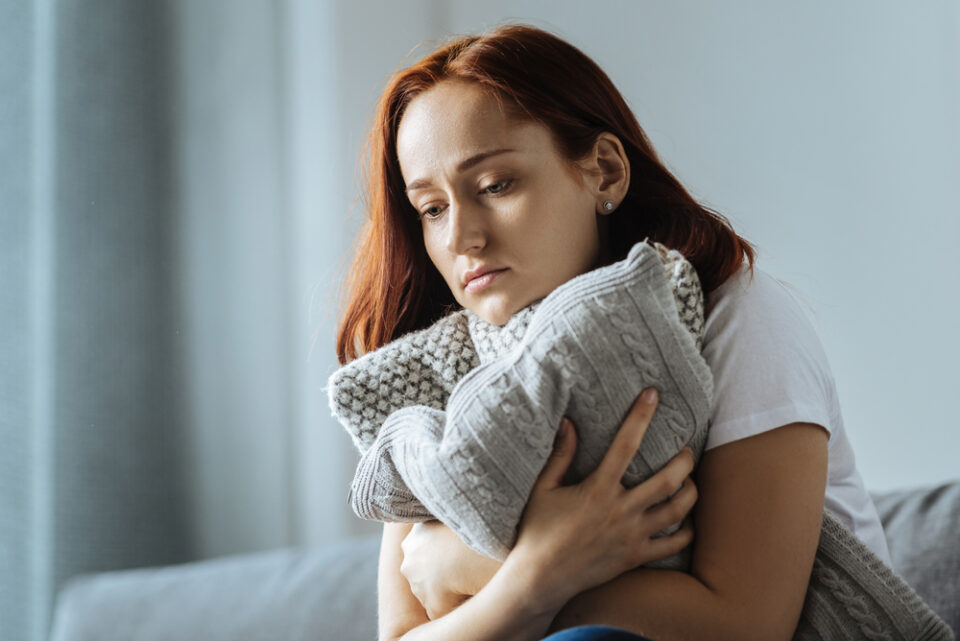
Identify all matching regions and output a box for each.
[396,81,552,184]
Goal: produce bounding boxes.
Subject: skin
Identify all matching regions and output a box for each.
[397,78,630,326]
[383,78,830,641]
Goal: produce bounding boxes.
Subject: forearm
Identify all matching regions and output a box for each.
[547,424,829,641]
[547,567,782,641]
[390,552,562,641]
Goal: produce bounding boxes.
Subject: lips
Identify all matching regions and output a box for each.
[463,265,507,287]
[463,267,508,293]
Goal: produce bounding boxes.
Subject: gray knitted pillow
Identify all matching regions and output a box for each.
[331,240,703,454]
[330,240,711,567]
[353,241,707,564]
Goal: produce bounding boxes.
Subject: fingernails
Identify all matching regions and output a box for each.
[554,419,570,445]
[641,388,658,404]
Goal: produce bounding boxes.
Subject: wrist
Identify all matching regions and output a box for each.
[497,546,569,621]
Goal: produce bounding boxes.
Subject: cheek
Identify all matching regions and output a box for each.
[422,229,442,266]
[423,237,456,285]
[542,216,600,275]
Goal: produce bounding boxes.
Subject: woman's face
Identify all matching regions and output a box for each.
[396,80,607,326]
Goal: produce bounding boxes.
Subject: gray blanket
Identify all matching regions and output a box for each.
[329,240,953,640]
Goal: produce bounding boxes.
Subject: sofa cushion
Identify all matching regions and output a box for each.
[872,481,960,636]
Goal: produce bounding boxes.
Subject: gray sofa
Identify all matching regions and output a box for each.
[49,481,960,641]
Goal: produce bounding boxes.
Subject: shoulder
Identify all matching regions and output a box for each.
[701,262,838,450]
[705,264,816,332]
[702,263,828,364]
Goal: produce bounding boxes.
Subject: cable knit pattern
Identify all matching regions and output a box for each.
[327,239,953,641]
[330,240,711,569]
[795,510,954,640]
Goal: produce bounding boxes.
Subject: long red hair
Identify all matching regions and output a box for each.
[336,23,756,365]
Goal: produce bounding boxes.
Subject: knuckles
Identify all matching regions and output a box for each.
[399,556,412,579]
[654,474,679,499]
[609,439,636,466]
[675,522,695,549]
[668,447,695,474]
[665,495,690,523]
[583,476,616,504]
[666,481,698,522]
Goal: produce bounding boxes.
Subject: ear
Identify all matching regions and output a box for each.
[583,132,631,215]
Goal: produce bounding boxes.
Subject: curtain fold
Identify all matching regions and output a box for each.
[2,3,190,640]
[1,2,37,637]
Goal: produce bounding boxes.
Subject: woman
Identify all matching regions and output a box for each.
[334,23,891,641]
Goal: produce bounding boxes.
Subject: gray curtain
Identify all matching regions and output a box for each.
[1,2,191,640]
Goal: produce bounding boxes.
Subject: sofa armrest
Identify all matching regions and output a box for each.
[49,536,380,641]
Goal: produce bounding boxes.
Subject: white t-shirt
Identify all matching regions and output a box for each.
[701,262,892,566]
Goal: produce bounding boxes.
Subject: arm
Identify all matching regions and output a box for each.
[378,522,557,641]
[378,523,428,640]
[547,421,828,641]
[378,391,696,641]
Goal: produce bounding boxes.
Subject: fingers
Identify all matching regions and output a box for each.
[641,518,695,561]
[591,388,659,487]
[533,417,578,490]
[629,446,696,511]
[642,473,698,533]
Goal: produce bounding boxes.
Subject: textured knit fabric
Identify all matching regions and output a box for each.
[328,240,953,641]
[331,240,711,568]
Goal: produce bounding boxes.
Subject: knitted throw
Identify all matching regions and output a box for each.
[329,240,953,641]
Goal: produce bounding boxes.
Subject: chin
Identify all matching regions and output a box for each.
[475,304,513,327]
[481,294,545,326]
[482,312,510,327]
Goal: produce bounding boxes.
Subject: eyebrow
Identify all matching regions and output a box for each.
[404,148,518,193]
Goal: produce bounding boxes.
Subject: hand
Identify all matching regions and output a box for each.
[511,388,698,611]
[400,520,503,620]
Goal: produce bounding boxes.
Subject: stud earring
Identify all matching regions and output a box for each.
[602,200,615,212]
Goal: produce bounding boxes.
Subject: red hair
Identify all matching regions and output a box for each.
[335,23,756,365]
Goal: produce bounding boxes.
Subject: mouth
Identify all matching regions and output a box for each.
[464,268,508,294]
[463,264,506,286]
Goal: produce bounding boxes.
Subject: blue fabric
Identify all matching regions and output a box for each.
[541,625,654,640]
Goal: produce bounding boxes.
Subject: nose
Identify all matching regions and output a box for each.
[445,200,486,255]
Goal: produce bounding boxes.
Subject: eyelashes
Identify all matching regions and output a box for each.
[482,178,512,195]
[418,178,515,221]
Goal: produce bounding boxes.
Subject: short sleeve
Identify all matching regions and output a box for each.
[702,265,837,451]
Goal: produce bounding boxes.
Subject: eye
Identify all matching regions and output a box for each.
[482,178,513,196]
[418,205,445,221]
[416,179,515,222]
